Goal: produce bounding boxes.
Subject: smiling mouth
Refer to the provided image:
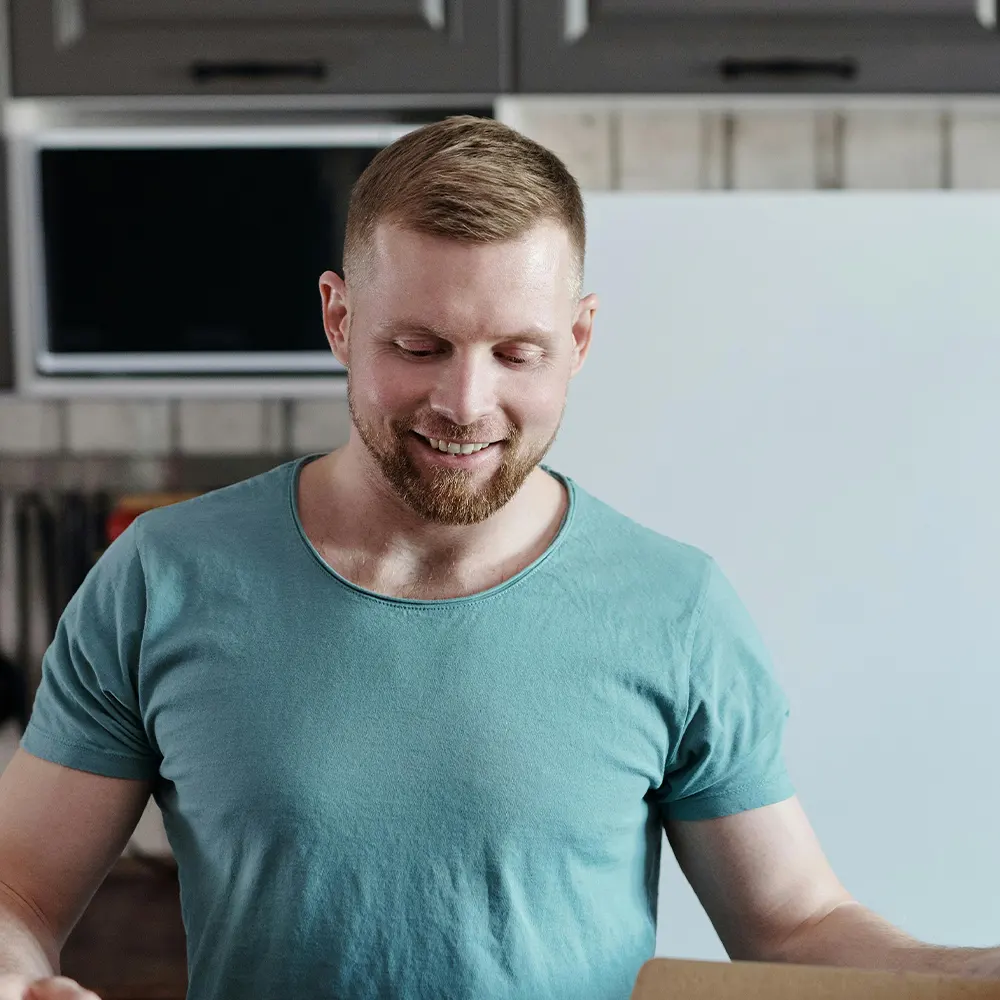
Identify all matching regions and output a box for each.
[412,432,498,456]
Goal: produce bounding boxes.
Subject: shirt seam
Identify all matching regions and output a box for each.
[25,724,158,766]
[663,555,716,777]
[659,718,792,807]
[671,769,791,807]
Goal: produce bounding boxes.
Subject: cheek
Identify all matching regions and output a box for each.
[505,371,569,434]
[354,360,426,414]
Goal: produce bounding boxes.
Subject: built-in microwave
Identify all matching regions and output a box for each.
[6,113,426,394]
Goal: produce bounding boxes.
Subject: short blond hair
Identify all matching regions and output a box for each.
[343,115,585,296]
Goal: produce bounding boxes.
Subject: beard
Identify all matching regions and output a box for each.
[348,381,560,526]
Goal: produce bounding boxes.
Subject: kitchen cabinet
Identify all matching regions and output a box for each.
[9,0,507,97]
[517,0,1000,93]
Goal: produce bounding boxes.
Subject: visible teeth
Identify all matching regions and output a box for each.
[425,437,490,455]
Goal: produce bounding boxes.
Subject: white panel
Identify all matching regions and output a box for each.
[66,400,170,454]
[619,111,701,191]
[550,192,1000,959]
[732,112,817,190]
[844,112,945,189]
[951,111,1000,189]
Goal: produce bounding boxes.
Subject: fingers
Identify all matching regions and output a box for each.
[23,978,100,1000]
[0,975,30,1000]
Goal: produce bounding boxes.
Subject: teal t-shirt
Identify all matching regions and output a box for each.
[23,457,794,1000]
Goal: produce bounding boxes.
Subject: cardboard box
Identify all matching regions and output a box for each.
[631,958,1000,998]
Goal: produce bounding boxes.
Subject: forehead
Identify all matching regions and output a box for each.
[354,222,575,336]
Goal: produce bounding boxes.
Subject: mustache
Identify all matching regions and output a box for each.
[401,421,517,444]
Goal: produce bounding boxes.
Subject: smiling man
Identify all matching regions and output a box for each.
[0,116,997,1000]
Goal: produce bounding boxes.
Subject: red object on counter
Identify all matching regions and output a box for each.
[106,493,200,544]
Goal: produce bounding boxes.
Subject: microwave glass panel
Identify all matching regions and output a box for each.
[40,146,378,355]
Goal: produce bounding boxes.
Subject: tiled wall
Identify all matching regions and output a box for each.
[4,100,1000,458]
[0,398,354,457]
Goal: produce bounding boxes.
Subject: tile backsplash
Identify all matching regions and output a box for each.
[0,398,348,458]
[3,99,1000,460]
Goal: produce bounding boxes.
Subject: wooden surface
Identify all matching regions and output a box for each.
[61,857,187,1000]
[631,958,1000,999]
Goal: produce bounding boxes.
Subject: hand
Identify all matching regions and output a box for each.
[0,975,101,1000]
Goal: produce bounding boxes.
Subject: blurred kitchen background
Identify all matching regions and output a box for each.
[2,2,1000,997]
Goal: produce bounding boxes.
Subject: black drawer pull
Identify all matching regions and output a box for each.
[719,56,858,80]
[190,60,326,82]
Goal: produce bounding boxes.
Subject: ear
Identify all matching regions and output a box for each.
[569,292,599,378]
[319,271,349,368]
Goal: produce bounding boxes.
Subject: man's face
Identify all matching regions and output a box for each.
[322,221,595,525]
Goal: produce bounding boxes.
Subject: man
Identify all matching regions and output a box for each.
[0,116,996,1000]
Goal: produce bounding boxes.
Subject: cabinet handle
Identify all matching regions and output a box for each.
[52,0,84,48]
[719,56,857,81]
[190,60,326,82]
[978,0,997,28]
[422,0,446,29]
[564,0,588,42]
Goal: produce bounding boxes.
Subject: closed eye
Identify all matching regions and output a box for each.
[394,342,539,366]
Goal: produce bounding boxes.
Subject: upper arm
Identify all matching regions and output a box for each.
[664,795,854,962]
[0,748,152,952]
[0,520,159,953]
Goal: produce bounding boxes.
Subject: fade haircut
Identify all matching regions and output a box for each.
[342,115,586,298]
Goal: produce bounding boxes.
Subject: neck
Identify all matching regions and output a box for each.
[296,437,566,599]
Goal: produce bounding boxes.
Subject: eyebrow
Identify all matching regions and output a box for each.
[381,321,556,346]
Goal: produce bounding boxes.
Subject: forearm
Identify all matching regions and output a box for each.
[772,901,999,979]
[0,884,58,980]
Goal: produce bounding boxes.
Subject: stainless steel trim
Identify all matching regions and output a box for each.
[4,96,500,131]
[977,0,997,28]
[8,131,50,395]
[53,0,84,48]
[421,0,446,30]
[20,376,349,399]
[564,0,589,43]
[32,123,417,148]
[37,352,345,375]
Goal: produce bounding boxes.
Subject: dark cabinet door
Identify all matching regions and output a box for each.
[518,0,1000,93]
[11,0,507,96]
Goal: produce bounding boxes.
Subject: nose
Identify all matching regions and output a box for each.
[427,349,498,429]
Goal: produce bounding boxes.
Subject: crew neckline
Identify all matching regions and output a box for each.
[286,454,577,607]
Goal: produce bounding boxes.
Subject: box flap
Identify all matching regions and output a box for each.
[631,959,1000,999]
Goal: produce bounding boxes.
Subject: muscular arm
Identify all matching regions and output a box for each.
[0,749,152,978]
[665,795,999,978]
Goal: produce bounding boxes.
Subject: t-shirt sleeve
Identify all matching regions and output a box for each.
[656,557,795,822]
[21,521,159,780]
